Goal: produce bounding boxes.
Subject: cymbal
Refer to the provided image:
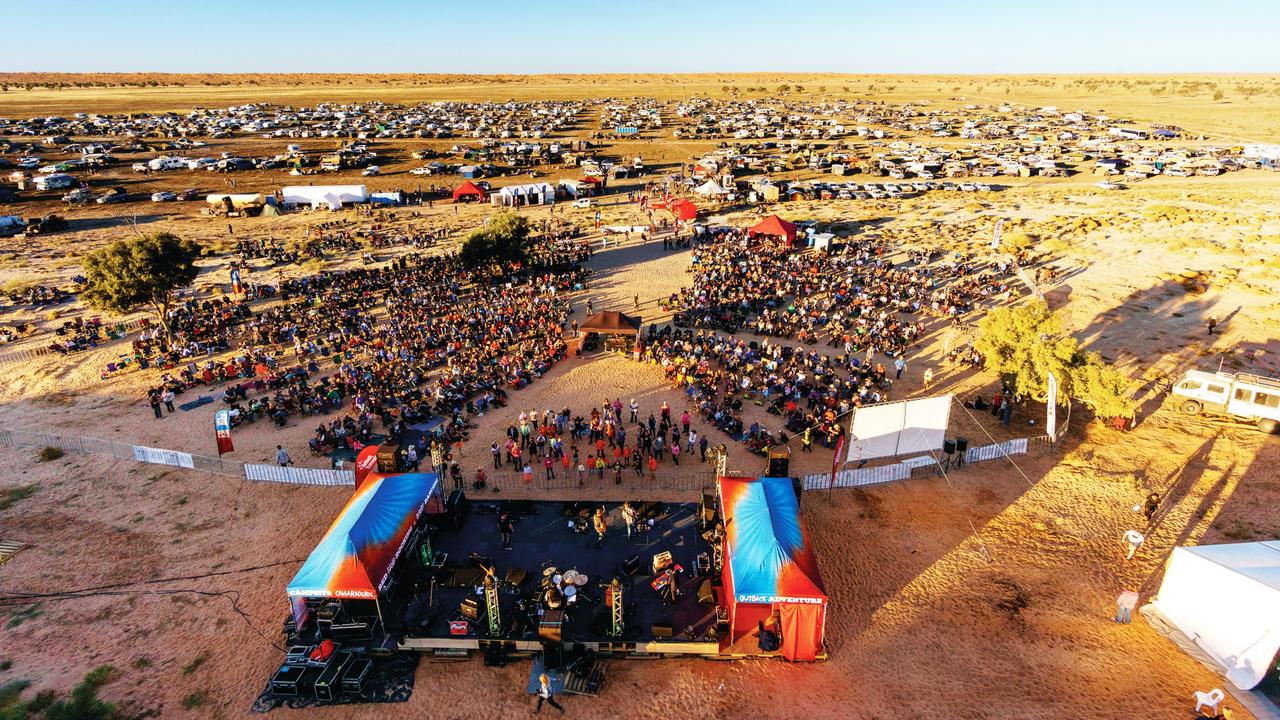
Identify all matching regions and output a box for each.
[543,566,558,577]
[573,574,588,586]
[562,570,580,583]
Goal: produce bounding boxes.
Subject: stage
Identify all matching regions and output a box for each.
[391,499,724,658]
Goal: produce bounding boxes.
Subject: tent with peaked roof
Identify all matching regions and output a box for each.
[1148,540,1280,689]
[748,215,798,246]
[287,472,440,627]
[718,475,827,661]
[452,180,487,202]
[579,311,641,336]
[695,179,728,197]
[670,198,699,222]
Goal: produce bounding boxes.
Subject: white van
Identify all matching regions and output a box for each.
[1171,370,1280,433]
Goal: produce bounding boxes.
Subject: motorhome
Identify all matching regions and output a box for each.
[1171,370,1280,433]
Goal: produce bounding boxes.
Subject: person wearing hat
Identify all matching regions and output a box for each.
[592,506,608,548]
[629,398,639,423]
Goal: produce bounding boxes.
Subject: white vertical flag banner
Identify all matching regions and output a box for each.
[991,218,1004,250]
[1046,371,1058,439]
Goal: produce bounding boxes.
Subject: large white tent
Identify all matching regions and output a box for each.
[1149,540,1280,689]
[281,185,368,209]
[695,179,728,196]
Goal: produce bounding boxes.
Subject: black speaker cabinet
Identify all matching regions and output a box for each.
[955,437,969,453]
[766,445,791,477]
[943,439,957,455]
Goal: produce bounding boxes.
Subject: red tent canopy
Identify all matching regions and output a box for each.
[670,199,699,222]
[748,215,798,246]
[453,180,487,202]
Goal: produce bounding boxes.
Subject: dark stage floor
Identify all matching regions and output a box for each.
[393,499,717,645]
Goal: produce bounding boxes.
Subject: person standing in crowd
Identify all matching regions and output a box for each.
[523,463,533,484]
[894,356,906,379]
[544,455,555,481]
[276,445,292,467]
[629,398,639,423]
[161,388,176,414]
[491,441,502,470]
[1115,590,1138,624]
[801,427,812,452]
[405,444,419,471]
[149,390,163,420]
[647,454,657,481]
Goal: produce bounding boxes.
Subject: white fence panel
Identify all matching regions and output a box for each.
[132,445,195,469]
[244,463,355,486]
[965,438,1028,464]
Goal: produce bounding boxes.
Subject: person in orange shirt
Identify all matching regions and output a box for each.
[647,454,657,480]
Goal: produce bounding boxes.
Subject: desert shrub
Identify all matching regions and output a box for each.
[37,447,63,462]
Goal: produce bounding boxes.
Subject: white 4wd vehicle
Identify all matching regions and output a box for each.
[1171,370,1280,433]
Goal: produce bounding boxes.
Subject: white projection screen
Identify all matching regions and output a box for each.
[847,395,952,462]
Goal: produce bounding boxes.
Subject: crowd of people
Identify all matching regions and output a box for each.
[487,399,714,486]
[140,234,593,464]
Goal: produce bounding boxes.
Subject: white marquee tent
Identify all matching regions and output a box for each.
[1149,540,1280,689]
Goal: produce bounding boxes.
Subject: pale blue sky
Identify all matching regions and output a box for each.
[6,0,1277,73]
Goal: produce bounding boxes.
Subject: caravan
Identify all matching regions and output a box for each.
[1171,370,1280,433]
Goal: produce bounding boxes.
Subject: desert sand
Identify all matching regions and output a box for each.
[1,75,1279,719]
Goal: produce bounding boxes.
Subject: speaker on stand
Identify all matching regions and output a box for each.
[942,439,956,473]
[955,437,968,468]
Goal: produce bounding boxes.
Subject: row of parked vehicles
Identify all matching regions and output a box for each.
[62,186,200,205]
[804,180,997,201]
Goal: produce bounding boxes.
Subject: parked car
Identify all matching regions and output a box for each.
[409,166,432,175]
[151,191,177,202]
[572,198,594,208]
[62,188,93,204]
[176,188,200,201]
[362,165,380,176]
[96,187,128,204]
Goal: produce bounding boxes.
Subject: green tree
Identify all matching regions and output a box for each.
[1000,231,1036,255]
[459,210,531,274]
[775,84,791,94]
[1068,352,1137,420]
[80,232,202,346]
[973,300,1077,400]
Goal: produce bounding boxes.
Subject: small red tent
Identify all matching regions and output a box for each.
[670,199,699,222]
[452,180,487,203]
[748,215,798,246]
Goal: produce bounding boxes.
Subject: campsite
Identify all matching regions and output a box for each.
[2,6,1280,719]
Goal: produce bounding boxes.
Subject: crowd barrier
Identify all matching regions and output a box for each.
[801,436,1041,491]
[245,463,355,486]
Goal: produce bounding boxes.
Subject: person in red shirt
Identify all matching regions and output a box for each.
[647,454,657,480]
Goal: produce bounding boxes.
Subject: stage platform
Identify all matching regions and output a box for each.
[391,499,723,658]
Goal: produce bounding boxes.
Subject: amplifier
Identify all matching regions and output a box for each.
[377,444,402,473]
[460,597,481,621]
[449,619,470,635]
[539,609,565,643]
[650,623,673,638]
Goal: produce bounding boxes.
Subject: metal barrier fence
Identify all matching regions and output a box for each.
[432,466,718,495]
[1,429,248,479]
[801,435,1046,492]
[245,463,355,486]
[0,317,154,367]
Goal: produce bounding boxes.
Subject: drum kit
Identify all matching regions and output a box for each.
[540,567,590,609]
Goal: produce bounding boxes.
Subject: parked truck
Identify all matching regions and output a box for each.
[1171,370,1280,433]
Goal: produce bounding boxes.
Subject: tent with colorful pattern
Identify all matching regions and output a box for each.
[718,475,827,661]
[287,472,440,625]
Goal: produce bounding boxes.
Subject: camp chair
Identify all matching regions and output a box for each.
[1193,689,1224,715]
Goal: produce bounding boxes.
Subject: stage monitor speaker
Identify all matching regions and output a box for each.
[460,597,480,621]
[505,567,527,588]
[539,609,564,643]
[650,624,674,638]
[622,555,641,576]
[766,445,791,477]
[943,439,957,455]
[482,641,507,667]
[791,476,803,501]
[955,437,969,454]
[377,444,402,473]
[446,489,469,529]
[697,579,715,604]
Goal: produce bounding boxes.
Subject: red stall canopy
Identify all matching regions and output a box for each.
[670,198,699,222]
[453,180,487,202]
[748,215,798,246]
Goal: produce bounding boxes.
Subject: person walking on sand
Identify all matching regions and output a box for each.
[1122,529,1145,561]
[894,356,906,380]
[276,445,292,467]
[1207,316,1218,335]
[534,673,565,715]
[923,368,934,389]
[801,427,813,452]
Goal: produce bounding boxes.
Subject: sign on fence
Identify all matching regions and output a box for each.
[132,445,195,469]
[244,463,355,486]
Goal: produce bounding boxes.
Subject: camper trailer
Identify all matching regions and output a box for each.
[1171,370,1280,433]
[35,174,75,191]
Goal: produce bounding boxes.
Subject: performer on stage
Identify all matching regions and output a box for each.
[592,507,608,548]
[498,512,514,550]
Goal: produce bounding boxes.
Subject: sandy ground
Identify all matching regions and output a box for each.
[3,88,1280,719]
